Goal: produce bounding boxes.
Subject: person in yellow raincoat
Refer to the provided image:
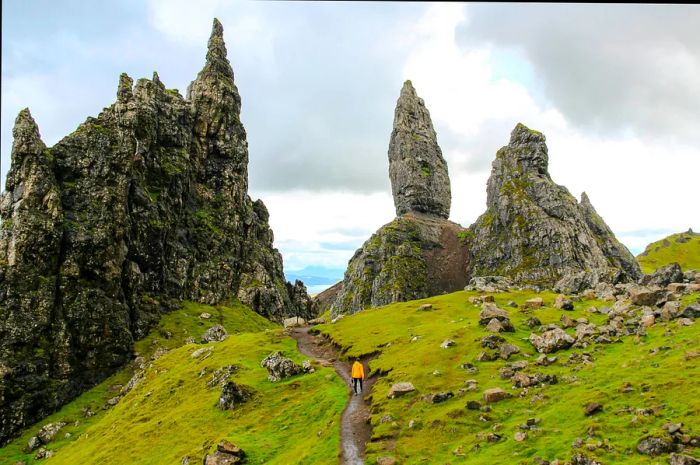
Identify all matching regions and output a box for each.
[351,358,364,395]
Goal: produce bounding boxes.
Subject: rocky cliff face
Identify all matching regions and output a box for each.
[0,19,312,443]
[389,81,451,219]
[469,123,641,291]
[332,83,466,315]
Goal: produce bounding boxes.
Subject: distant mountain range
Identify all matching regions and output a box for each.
[285,266,345,286]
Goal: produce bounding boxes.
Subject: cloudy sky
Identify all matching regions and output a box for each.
[3,1,699,290]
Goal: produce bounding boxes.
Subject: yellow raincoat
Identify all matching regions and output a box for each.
[351,361,364,379]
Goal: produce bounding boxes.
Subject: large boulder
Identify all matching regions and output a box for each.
[468,123,641,291]
[529,327,575,353]
[465,276,513,292]
[36,422,66,445]
[203,440,245,465]
[218,382,252,410]
[670,454,700,465]
[388,382,416,399]
[479,303,510,325]
[260,352,302,382]
[628,286,666,306]
[483,387,511,403]
[201,325,229,343]
[641,263,684,287]
[636,436,675,456]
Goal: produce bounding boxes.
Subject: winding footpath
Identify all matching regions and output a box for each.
[290,327,376,465]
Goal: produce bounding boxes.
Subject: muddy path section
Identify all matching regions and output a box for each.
[290,327,376,465]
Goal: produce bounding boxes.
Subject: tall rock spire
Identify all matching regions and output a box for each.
[187,18,246,193]
[388,80,451,219]
[187,18,237,104]
[330,81,468,316]
[5,109,47,190]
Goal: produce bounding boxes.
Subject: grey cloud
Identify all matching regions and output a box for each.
[225,2,426,193]
[438,119,518,174]
[458,4,700,142]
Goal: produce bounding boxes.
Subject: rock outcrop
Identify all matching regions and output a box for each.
[331,83,468,315]
[388,80,451,219]
[0,19,312,443]
[469,123,641,291]
[332,213,469,315]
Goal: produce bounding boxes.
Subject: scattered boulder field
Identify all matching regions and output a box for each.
[319,282,700,464]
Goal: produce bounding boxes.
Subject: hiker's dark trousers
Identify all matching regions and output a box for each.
[352,377,363,394]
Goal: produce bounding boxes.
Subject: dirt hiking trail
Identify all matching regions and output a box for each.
[290,326,376,465]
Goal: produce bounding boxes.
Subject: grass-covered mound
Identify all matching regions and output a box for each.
[320,290,700,464]
[1,300,346,464]
[637,230,700,273]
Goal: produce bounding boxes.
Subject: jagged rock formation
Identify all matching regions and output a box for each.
[0,19,312,443]
[389,80,451,219]
[332,83,467,315]
[469,123,642,291]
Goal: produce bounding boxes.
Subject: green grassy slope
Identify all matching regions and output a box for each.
[1,301,346,465]
[3,290,698,464]
[320,290,700,464]
[637,230,700,273]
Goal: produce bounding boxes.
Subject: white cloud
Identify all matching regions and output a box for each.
[254,190,395,271]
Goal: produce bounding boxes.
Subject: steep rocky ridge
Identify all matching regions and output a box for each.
[331,82,468,315]
[469,123,642,291]
[0,19,312,443]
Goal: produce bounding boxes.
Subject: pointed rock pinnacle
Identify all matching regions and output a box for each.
[12,109,45,156]
[6,108,48,190]
[117,73,133,102]
[187,18,238,105]
[203,18,234,81]
[505,123,549,176]
[388,80,451,219]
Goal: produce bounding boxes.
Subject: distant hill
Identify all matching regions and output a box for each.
[637,229,700,273]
